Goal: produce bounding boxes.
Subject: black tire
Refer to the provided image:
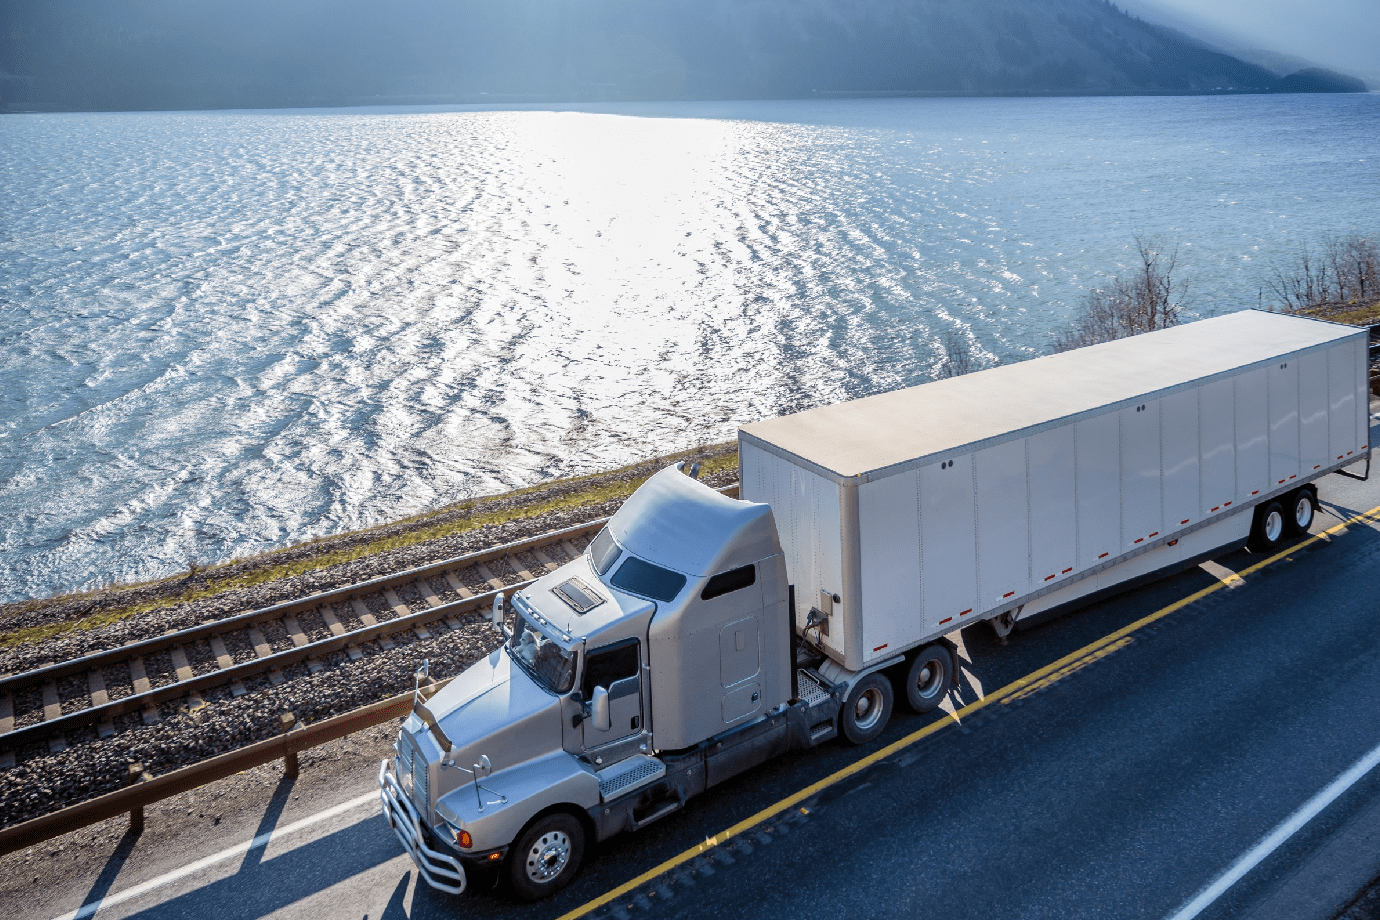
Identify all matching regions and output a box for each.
[507,812,585,901]
[1247,500,1287,553]
[904,645,954,714]
[1285,486,1317,537]
[841,672,893,745]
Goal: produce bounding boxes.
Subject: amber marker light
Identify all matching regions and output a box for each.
[457,829,473,849]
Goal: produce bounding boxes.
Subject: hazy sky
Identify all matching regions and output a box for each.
[1124,0,1380,84]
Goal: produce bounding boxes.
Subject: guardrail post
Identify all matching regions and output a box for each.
[126,762,146,833]
[279,712,299,778]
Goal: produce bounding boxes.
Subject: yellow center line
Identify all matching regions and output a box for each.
[557,501,1380,920]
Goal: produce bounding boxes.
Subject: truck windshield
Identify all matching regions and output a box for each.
[589,526,622,575]
[507,610,578,694]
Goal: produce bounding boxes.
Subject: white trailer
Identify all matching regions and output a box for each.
[739,310,1370,673]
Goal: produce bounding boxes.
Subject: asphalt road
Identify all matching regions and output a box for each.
[6,417,1379,920]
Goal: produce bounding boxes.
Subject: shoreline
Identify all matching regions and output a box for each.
[0,442,737,651]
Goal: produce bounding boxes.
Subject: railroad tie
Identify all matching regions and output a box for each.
[168,647,206,708]
[169,647,195,681]
[352,598,393,651]
[320,605,346,636]
[247,627,285,685]
[42,679,62,722]
[207,635,246,696]
[322,605,361,660]
[413,579,443,608]
[383,588,411,617]
[531,546,561,572]
[283,617,310,648]
[504,555,537,582]
[129,657,161,724]
[383,589,430,641]
[412,580,445,639]
[284,616,322,673]
[0,692,14,769]
[443,570,474,599]
[41,681,66,754]
[561,539,585,562]
[475,562,506,592]
[88,670,115,738]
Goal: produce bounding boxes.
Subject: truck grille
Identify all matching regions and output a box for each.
[411,748,429,816]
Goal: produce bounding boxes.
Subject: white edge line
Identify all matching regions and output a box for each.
[1165,738,1380,920]
[51,791,379,920]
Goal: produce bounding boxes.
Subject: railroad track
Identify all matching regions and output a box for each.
[0,484,737,769]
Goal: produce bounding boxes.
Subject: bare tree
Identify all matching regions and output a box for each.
[936,327,973,379]
[1053,235,1184,353]
[1268,233,1379,311]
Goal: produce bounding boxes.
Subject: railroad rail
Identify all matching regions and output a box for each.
[0,484,738,766]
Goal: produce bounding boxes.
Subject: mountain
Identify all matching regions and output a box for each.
[0,0,1359,114]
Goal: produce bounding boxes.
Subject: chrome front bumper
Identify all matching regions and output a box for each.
[378,759,468,895]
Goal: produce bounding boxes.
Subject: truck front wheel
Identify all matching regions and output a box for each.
[904,645,954,713]
[841,673,893,745]
[508,812,585,901]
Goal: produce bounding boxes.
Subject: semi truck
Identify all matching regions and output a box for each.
[378,310,1371,900]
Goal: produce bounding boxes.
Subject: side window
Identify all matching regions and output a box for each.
[582,638,640,698]
[701,564,756,601]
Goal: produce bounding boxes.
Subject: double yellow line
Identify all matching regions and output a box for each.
[557,501,1380,920]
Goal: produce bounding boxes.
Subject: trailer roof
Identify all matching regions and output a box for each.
[739,311,1362,481]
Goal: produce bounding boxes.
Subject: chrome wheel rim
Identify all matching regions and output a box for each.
[525,830,571,884]
[1264,509,1284,543]
[1294,496,1313,530]
[914,659,944,701]
[852,687,884,731]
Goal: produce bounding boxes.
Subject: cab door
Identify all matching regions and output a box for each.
[580,637,645,762]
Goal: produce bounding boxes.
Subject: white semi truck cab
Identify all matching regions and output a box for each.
[378,311,1371,901]
[378,465,878,900]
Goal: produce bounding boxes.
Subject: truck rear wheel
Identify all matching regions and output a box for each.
[1247,500,1286,553]
[841,673,893,745]
[508,812,585,901]
[904,645,953,713]
[1286,486,1317,537]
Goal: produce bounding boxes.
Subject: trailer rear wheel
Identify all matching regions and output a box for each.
[1247,500,1286,553]
[904,645,954,713]
[841,673,893,745]
[1286,486,1316,536]
[508,812,585,901]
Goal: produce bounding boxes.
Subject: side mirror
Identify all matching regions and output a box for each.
[591,685,612,732]
[491,593,509,638]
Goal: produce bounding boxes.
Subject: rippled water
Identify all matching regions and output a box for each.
[1,94,1376,602]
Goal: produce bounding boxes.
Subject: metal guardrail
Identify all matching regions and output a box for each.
[0,684,444,857]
